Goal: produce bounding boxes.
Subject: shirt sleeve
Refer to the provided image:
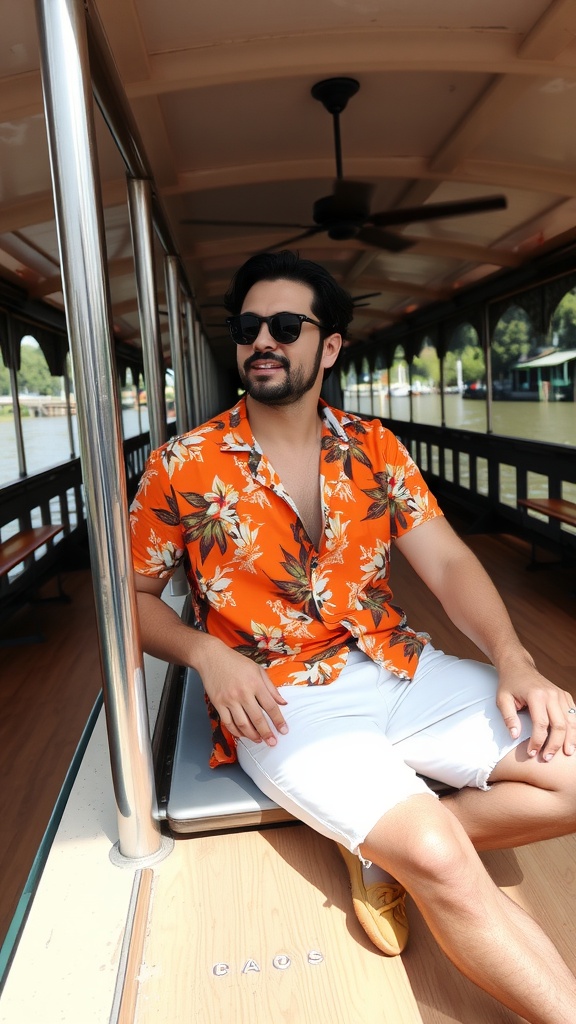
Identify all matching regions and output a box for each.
[378,423,443,539]
[130,446,186,578]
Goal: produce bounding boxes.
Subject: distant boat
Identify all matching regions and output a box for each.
[389,383,411,397]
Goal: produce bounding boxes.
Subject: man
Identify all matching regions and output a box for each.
[131,251,576,1023]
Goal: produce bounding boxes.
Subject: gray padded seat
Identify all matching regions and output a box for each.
[166,666,295,833]
[166,666,454,834]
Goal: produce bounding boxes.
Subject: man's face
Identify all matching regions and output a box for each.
[236,278,334,406]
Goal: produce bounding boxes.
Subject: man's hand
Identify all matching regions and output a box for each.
[133,571,288,747]
[496,658,576,760]
[200,639,289,747]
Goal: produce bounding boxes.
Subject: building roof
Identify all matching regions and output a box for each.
[513,349,576,370]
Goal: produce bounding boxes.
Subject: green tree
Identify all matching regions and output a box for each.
[444,345,485,387]
[18,340,62,396]
[412,343,440,386]
[551,290,576,349]
[0,356,9,396]
[491,307,531,379]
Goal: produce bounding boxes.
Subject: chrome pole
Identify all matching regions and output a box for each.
[8,369,27,480]
[35,0,164,862]
[63,357,76,459]
[7,321,27,479]
[196,322,205,421]
[182,332,194,430]
[136,376,143,435]
[185,298,201,426]
[164,255,188,435]
[200,324,210,420]
[483,305,494,434]
[127,178,167,450]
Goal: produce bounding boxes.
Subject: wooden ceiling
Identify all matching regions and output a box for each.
[3,0,576,371]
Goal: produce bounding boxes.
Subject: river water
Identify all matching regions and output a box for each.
[0,396,574,488]
[0,407,149,487]
[344,390,576,446]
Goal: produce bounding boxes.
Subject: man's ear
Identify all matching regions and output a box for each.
[322,332,343,369]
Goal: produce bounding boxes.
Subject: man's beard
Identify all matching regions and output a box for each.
[239,337,324,406]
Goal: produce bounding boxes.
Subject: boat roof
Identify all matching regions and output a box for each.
[3,1,576,376]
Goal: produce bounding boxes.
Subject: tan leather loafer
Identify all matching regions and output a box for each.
[337,844,409,956]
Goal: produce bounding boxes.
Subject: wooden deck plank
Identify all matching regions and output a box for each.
[135,827,424,1024]
[0,570,103,948]
[132,827,576,1024]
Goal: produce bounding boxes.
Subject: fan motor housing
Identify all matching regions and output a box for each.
[313,194,367,239]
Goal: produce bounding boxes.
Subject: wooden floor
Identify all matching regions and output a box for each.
[127,826,576,1024]
[0,570,103,949]
[1,526,575,1020]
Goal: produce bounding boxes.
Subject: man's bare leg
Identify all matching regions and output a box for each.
[441,740,576,850]
[362,793,576,1024]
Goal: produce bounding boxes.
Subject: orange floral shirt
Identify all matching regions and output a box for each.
[130,398,442,765]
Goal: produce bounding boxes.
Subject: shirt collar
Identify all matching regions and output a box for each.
[218,395,354,473]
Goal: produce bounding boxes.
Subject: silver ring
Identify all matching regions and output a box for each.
[569,708,576,715]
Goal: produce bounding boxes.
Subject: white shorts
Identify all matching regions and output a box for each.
[237,645,531,855]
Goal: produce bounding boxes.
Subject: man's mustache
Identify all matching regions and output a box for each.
[243,353,290,372]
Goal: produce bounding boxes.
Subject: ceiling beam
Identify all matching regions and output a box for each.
[186,231,520,268]
[429,76,536,175]
[519,0,576,59]
[0,180,127,234]
[169,153,576,200]
[423,3,576,178]
[32,254,135,299]
[201,273,451,301]
[351,307,399,323]
[344,251,380,285]
[4,22,576,125]
[408,236,522,268]
[132,29,576,98]
[355,278,451,300]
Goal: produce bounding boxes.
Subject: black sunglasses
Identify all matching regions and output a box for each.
[226,311,329,346]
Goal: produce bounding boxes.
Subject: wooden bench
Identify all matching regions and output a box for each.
[0,525,64,578]
[0,525,67,643]
[517,497,576,567]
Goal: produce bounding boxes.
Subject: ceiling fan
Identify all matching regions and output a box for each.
[182,77,507,253]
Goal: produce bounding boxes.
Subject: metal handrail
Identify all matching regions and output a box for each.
[35,0,168,863]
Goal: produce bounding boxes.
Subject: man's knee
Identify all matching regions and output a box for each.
[361,794,479,894]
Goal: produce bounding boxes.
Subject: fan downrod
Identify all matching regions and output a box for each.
[311,77,359,114]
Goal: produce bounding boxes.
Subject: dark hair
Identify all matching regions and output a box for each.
[224,250,354,341]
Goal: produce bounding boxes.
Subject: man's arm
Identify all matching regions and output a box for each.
[394,516,576,759]
[134,572,288,746]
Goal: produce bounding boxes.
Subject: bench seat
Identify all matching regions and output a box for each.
[517,497,576,528]
[0,525,64,578]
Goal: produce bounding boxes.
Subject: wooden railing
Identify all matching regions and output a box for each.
[379,417,576,556]
[0,431,152,609]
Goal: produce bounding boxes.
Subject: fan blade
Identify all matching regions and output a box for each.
[181,217,311,229]
[352,291,381,302]
[370,194,507,228]
[259,227,327,252]
[357,227,415,253]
